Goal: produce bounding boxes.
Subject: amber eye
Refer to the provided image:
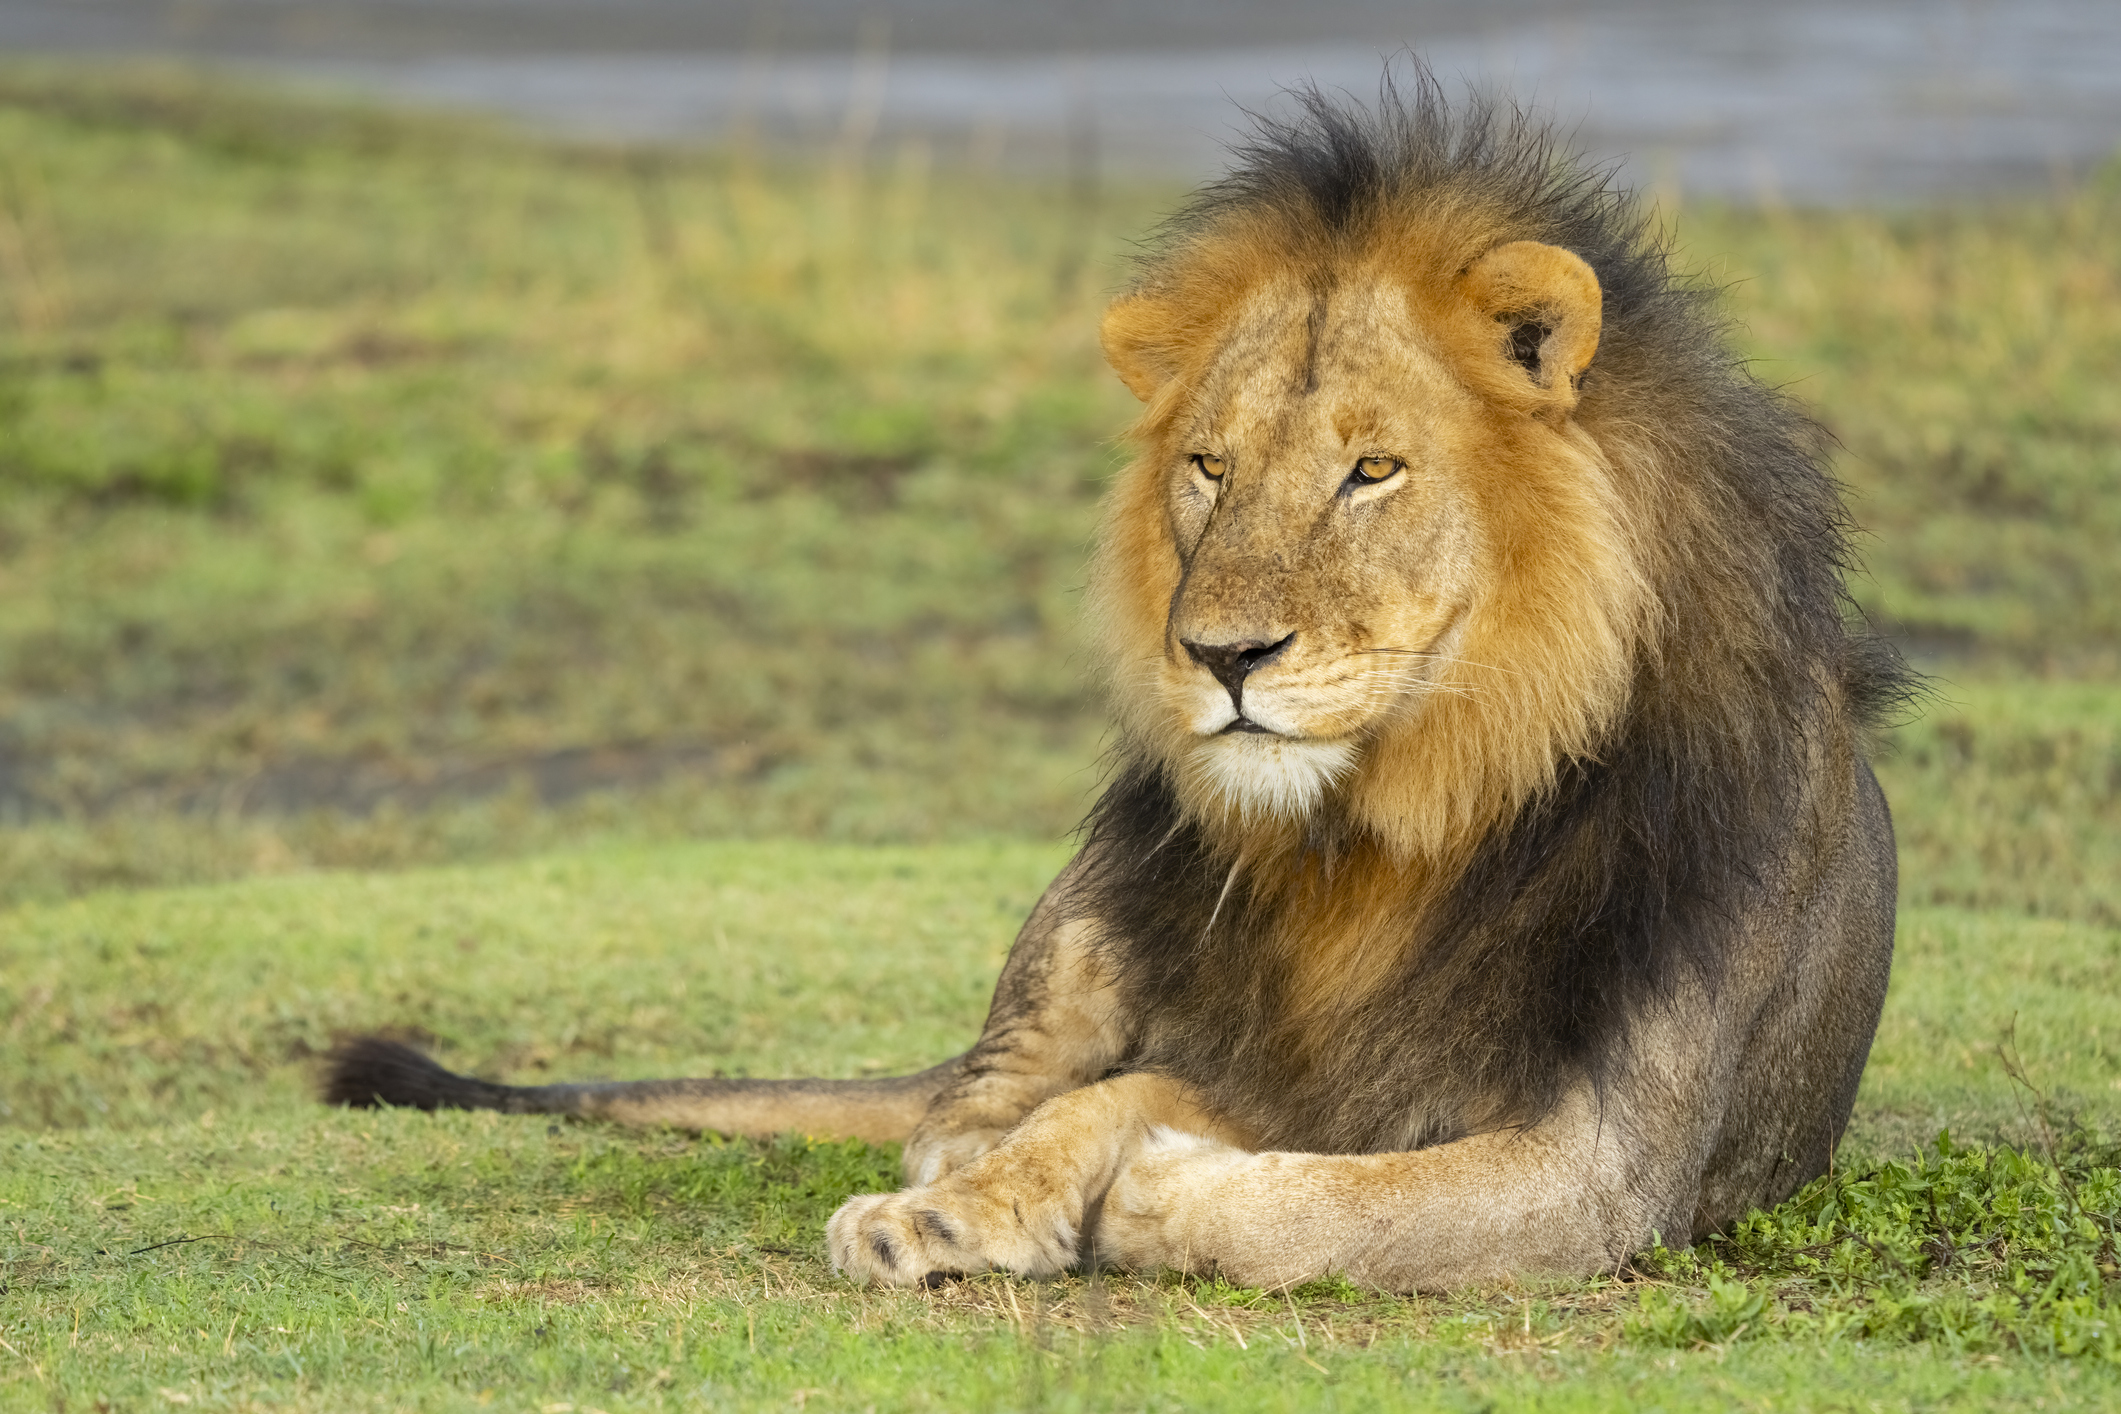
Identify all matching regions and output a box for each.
[1346,456,1403,487]
[1191,453,1227,481]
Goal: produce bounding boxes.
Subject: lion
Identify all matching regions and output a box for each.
[326,73,1913,1293]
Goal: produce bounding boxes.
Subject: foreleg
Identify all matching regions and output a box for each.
[1094,1087,1685,1291]
[899,872,1135,1183]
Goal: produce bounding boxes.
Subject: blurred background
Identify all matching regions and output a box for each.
[11,0,2121,199]
[0,0,2116,925]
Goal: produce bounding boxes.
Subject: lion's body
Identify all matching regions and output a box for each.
[327,73,1911,1292]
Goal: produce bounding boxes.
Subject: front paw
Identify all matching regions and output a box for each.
[826,1178,1079,1286]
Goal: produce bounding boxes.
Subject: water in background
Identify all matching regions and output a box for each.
[7,0,2120,203]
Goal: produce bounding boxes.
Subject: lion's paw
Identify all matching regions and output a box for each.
[826,1180,1079,1286]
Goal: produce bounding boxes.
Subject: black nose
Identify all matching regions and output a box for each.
[1182,633,1294,708]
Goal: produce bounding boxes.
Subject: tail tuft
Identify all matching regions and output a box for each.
[323,1036,490,1111]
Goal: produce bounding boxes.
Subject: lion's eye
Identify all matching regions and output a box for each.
[1346,456,1403,487]
[1191,453,1227,481]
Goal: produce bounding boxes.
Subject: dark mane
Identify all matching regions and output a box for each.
[1077,65,1916,1153]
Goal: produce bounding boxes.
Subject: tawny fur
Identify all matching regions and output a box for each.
[325,68,1913,1295]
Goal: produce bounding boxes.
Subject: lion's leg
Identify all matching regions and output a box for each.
[1094,984,1746,1292]
[900,894,1135,1184]
[1093,1084,1679,1292]
[836,995,1719,1290]
[829,1072,1250,1284]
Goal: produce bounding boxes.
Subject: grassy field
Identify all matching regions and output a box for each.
[1,66,2118,1411]
[4,844,2120,1410]
[0,66,2116,911]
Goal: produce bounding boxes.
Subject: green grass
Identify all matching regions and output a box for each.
[0,65,1142,886]
[1686,195,2121,665]
[4,842,2118,1410]
[2,66,2119,1410]
[0,67,2116,909]
[1879,683,2121,927]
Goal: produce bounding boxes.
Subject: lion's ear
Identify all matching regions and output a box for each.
[1100,293,1184,401]
[1458,241,1602,415]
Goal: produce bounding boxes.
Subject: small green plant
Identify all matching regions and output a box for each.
[1629,1131,2121,1357]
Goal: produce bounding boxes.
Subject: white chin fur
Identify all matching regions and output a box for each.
[1192,734,1356,821]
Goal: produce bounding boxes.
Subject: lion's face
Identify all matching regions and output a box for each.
[1097,237,1645,850]
[1156,273,1489,818]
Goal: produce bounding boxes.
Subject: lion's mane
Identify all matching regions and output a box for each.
[1074,72,1914,1155]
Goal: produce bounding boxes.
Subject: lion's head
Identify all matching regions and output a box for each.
[1083,81,1819,865]
[1095,215,1650,855]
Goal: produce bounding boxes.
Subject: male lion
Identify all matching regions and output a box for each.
[328,76,1911,1292]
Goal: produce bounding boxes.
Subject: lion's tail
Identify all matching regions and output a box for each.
[321,1036,958,1145]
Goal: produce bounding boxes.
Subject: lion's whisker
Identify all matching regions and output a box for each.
[1357,647,1524,680]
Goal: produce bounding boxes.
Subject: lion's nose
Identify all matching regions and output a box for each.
[1182,633,1295,707]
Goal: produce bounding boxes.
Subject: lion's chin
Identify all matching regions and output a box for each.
[1190,734,1357,822]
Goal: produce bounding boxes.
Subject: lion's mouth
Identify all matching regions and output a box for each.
[1220,718,1282,736]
